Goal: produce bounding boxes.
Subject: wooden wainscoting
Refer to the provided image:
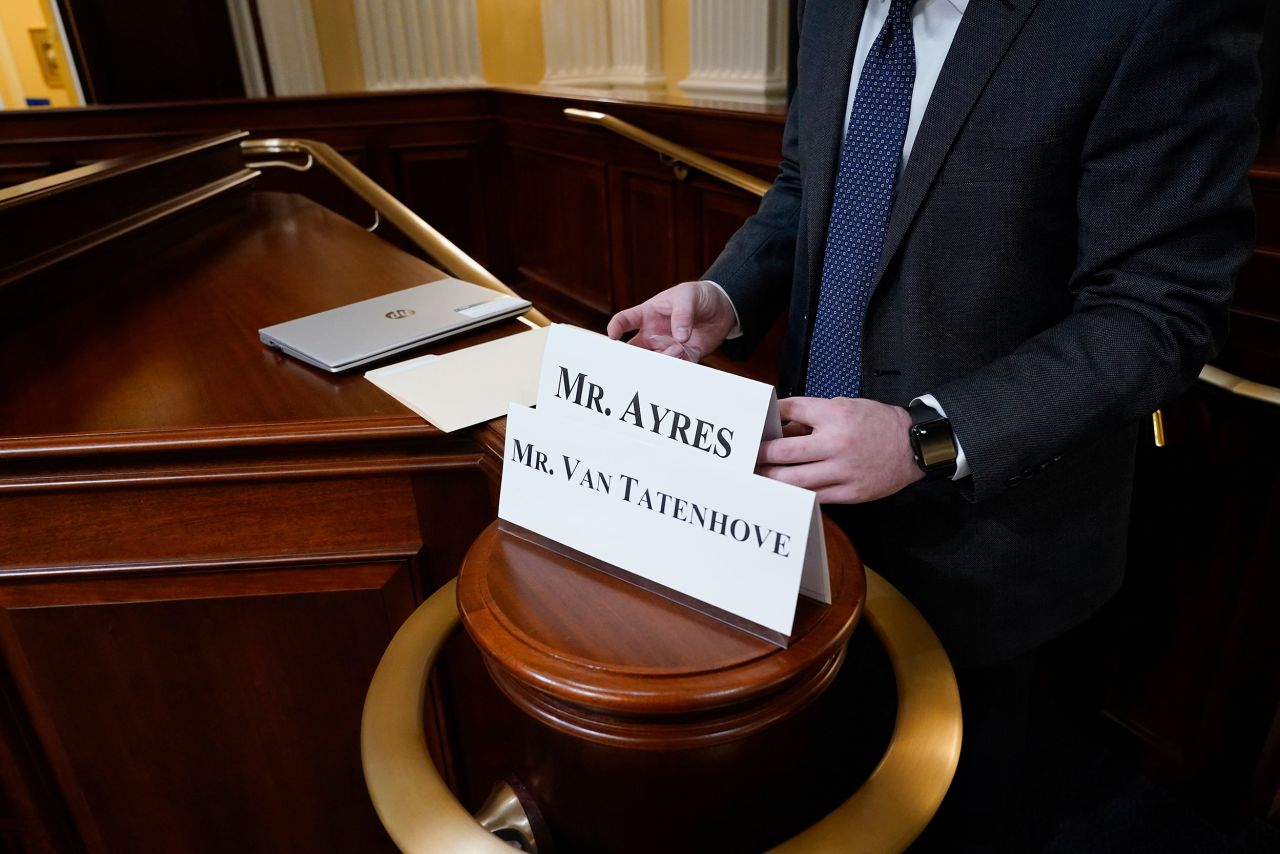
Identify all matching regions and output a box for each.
[0,88,783,345]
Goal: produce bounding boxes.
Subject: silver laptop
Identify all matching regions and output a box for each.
[259,278,532,372]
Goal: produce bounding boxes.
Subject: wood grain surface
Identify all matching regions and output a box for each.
[457,516,864,749]
[0,168,515,852]
[0,192,536,449]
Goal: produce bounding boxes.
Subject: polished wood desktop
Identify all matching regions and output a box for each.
[0,138,528,851]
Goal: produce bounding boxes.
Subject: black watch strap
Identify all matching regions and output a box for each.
[908,402,958,481]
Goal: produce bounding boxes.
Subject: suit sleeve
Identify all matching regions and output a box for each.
[932,0,1262,501]
[701,39,805,355]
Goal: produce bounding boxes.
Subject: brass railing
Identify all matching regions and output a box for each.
[564,109,1280,436]
[1199,363,1280,407]
[564,108,773,197]
[361,570,961,854]
[241,137,550,328]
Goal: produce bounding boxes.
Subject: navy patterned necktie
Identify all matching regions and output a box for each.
[805,0,917,399]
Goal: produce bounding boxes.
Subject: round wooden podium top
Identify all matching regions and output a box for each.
[457,517,865,749]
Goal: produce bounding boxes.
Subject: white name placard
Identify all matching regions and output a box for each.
[500,404,828,639]
[536,325,781,474]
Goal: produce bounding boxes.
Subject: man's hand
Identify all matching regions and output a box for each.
[606,280,737,362]
[757,397,925,504]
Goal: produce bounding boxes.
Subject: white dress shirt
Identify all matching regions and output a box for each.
[713,0,971,478]
[849,0,969,174]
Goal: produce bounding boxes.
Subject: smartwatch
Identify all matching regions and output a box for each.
[908,402,958,481]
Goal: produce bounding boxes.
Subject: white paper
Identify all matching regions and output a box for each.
[500,404,824,637]
[536,324,781,474]
[365,325,550,432]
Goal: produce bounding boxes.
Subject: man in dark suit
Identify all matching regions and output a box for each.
[609,0,1261,848]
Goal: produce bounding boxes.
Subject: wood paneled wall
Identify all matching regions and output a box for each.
[0,88,782,338]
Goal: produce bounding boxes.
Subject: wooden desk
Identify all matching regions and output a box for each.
[0,141,520,852]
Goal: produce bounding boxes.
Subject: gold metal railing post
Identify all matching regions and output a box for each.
[242,137,550,328]
[1152,362,1280,448]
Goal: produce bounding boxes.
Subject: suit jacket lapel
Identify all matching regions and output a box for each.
[803,0,868,295]
[872,0,1040,287]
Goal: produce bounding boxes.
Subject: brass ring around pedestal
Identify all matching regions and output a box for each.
[360,569,962,854]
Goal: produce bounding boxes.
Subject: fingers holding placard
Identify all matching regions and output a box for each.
[757,396,923,504]
[606,281,738,363]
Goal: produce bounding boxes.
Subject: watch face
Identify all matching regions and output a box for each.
[912,422,957,470]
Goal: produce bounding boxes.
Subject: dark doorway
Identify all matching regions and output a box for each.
[57,0,247,104]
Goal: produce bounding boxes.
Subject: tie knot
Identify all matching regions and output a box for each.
[881,0,914,51]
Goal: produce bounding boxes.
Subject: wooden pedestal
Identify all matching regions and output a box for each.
[456,518,866,853]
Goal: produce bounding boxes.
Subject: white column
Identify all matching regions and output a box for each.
[607,0,664,92]
[224,0,269,98]
[256,0,328,96]
[680,0,788,104]
[541,0,613,88]
[355,0,485,91]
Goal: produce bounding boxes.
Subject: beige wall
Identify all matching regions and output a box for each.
[0,14,22,108]
[284,0,696,96]
[661,0,689,98]
[475,0,544,86]
[0,0,694,108]
[310,0,365,92]
[0,0,78,108]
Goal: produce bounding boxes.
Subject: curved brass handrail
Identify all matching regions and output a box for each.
[361,578,514,854]
[361,569,961,854]
[241,137,550,328]
[1154,362,1280,446]
[770,568,962,853]
[564,108,773,198]
[1199,363,1280,407]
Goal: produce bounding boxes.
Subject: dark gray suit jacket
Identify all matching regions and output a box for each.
[705,0,1261,666]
